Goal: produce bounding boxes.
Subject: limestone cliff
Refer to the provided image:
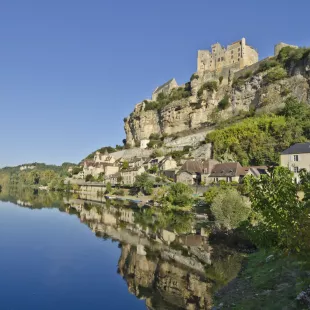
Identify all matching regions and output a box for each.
[124,54,310,147]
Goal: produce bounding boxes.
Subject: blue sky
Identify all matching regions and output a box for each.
[0,0,309,167]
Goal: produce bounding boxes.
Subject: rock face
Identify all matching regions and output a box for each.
[124,58,310,147]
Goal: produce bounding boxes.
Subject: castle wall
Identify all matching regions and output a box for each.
[197,38,258,74]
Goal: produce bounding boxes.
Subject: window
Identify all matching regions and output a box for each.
[218,58,220,62]
[227,177,232,182]
[293,155,299,162]
[221,57,224,61]
[294,167,299,173]
[231,50,233,54]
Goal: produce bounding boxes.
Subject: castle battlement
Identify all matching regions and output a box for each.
[197,38,259,74]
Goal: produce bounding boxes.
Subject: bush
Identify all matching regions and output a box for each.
[257,59,279,73]
[263,66,287,84]
[166,183,194,208]
[85,174,94,182]
[190,74,199,81]
[114,189,125,196]
[149,133,161,140]
[123,117,127,122]
[219,76,224,84]
[197,81,218,97]
[277,46,310,67]
[211,188,251,230]
[218,95,230,110]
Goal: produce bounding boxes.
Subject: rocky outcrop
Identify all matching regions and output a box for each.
[124,57,310,147]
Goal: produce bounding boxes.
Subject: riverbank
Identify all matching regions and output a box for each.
[214,250,310,310]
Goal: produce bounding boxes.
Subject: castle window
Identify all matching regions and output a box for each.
[221,57,224,61]
[231,50,233,54]
[218,58,220,62]
[238,58,240,61]
[238,47,240,51]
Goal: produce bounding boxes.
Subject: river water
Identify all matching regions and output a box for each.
[0,188,243,310]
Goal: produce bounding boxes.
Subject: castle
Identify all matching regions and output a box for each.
[197,38,258,74]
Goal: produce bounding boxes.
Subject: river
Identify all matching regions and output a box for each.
[0,188,244,310]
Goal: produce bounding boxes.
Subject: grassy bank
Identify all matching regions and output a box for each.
[215,250,310,309]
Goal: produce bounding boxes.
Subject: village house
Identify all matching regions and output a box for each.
[158,156,177,171]
[208,162,245,183]
[120,166,145,186]
[176,160,205,185]
[280,142,310,183]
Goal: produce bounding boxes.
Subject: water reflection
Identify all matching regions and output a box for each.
[0,187,244,310]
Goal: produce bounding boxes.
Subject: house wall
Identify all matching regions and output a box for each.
[105,166,119,176]
[280,153,310,182]
[177,172,194,185]
[210,176,240,183]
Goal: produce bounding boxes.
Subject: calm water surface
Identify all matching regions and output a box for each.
[0,189,243,310]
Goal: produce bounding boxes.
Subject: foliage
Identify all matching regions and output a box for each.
[165,182,194,208]
[85,174,94,182]
[168,150,187,163]
[256,58,279,73]
[197,80,218,97]
[206,105,308,165]
[133,173,154,195]
[150,149,163,158]
[218,94,230,110]
[232,71,253,88]
[263,65,287,84]
[122,161,129,170]
[244,167,309,252]
[114,189,125,196]
[203,181,237,207]
[148,165,158,174]
[147,139,163,149]
[211,188,251,230]
[219,75,224,84]
[117,175,123,184]
[277,46,310,68]
[71,166,83,175]
[190,74,199,81]
[144,85,191,112]
[123,117,127,122]
[149,133,160,140]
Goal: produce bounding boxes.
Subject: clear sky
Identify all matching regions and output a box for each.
[0,0,309,167]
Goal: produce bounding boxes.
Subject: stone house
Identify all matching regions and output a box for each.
[201,159,220,184]
[128,157,147,169]
[106,172,122,186]
[208,162,245,183]
[145,157,165,170]
[242,166,268,178]
[176,171,197,185]
[177,159,217,185]
[162,168,179,182]
[158,156,177,171]
[280,142,310,183]
[83,161,119,178]
[121,166,145,186]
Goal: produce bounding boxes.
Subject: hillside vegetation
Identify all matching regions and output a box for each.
[206,97,310,165]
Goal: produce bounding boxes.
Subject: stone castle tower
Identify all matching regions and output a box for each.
[197,38,258,74]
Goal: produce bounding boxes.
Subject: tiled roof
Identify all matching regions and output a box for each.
[281,143,310,155]
[209,162,244,177]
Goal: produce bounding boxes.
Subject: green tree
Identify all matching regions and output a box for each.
[134,173,154,195]
[211,188,251,230]
[122,161,129,170]
[244,167,306,251]
[166,182,194,208]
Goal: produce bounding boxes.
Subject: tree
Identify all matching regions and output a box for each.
[244,167,306,251]
[85,174,94,182]
[211,188,251,230]
[117,175,123,184]
[134,173,154,195]
[122,161,129,170]
[165,183,194,208]
[148,165,158,174]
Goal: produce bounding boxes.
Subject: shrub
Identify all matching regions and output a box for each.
[85,174,94,182]
[149,133,161,140]
[190,74,199,81]
[211,188,251,230]
[166,183,194,208]
[264,66,287,83]
[197,81,218,97]
[105,182,112,193]
[257,59,279,73]
[123,117,127,122]
[219,76,224,84]
[218,95,230,110]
